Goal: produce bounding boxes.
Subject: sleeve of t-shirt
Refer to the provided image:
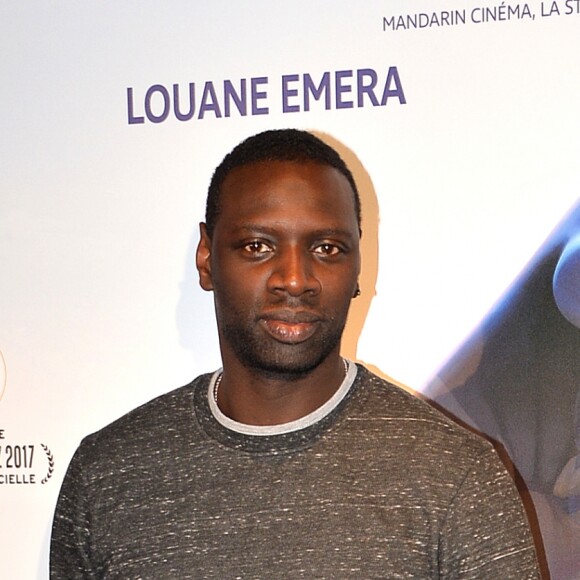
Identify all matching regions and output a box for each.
[438,445,541,579]
[50,444,99,579]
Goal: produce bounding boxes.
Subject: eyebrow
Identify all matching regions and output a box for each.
[233,224,358,239]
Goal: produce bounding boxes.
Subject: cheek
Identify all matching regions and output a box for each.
[323,271,358,297]
[212,274,263,316]
[216,263,269,296]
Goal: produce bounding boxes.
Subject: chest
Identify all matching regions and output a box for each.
[91,446,445,578]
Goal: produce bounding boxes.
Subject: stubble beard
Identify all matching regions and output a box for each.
[217,302,348,380]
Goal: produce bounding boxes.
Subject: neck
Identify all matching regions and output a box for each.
[215,354,348,426]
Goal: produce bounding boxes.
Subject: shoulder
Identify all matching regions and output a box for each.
[346,365,528,521]
[350,364,495,460]
[76,373,212,465]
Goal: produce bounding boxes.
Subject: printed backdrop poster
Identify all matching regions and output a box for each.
[1,1,579,577]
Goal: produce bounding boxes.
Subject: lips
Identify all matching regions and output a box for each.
[259,310,321,344]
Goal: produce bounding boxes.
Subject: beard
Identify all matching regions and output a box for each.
[215,297,349,380]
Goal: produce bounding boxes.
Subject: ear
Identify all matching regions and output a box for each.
[196,223,214,291]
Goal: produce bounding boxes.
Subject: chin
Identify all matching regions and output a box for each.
[221,319,344,378]
[242,343,338,379]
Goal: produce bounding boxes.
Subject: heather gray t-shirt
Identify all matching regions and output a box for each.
[51,364,540,579]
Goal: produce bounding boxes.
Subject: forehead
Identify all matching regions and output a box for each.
[217,160,358,232]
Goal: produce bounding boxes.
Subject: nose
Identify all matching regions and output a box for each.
[267,246,321,297]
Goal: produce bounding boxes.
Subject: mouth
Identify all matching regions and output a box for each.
[259,310,321,344]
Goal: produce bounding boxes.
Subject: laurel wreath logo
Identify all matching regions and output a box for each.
[41,444,54,484]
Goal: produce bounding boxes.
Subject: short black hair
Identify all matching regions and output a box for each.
[205,129,361,237]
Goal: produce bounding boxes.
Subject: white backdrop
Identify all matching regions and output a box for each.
[1,1,579,577]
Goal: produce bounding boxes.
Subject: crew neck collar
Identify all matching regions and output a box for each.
[208,359,357,436]
[194,361,360,454]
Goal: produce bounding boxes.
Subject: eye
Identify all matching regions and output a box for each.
[313,243,342,257]
[242,240,273,255]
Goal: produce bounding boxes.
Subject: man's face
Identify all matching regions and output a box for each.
[197,160,361,377]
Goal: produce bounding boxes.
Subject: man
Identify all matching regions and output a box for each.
[51,129,540,578]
